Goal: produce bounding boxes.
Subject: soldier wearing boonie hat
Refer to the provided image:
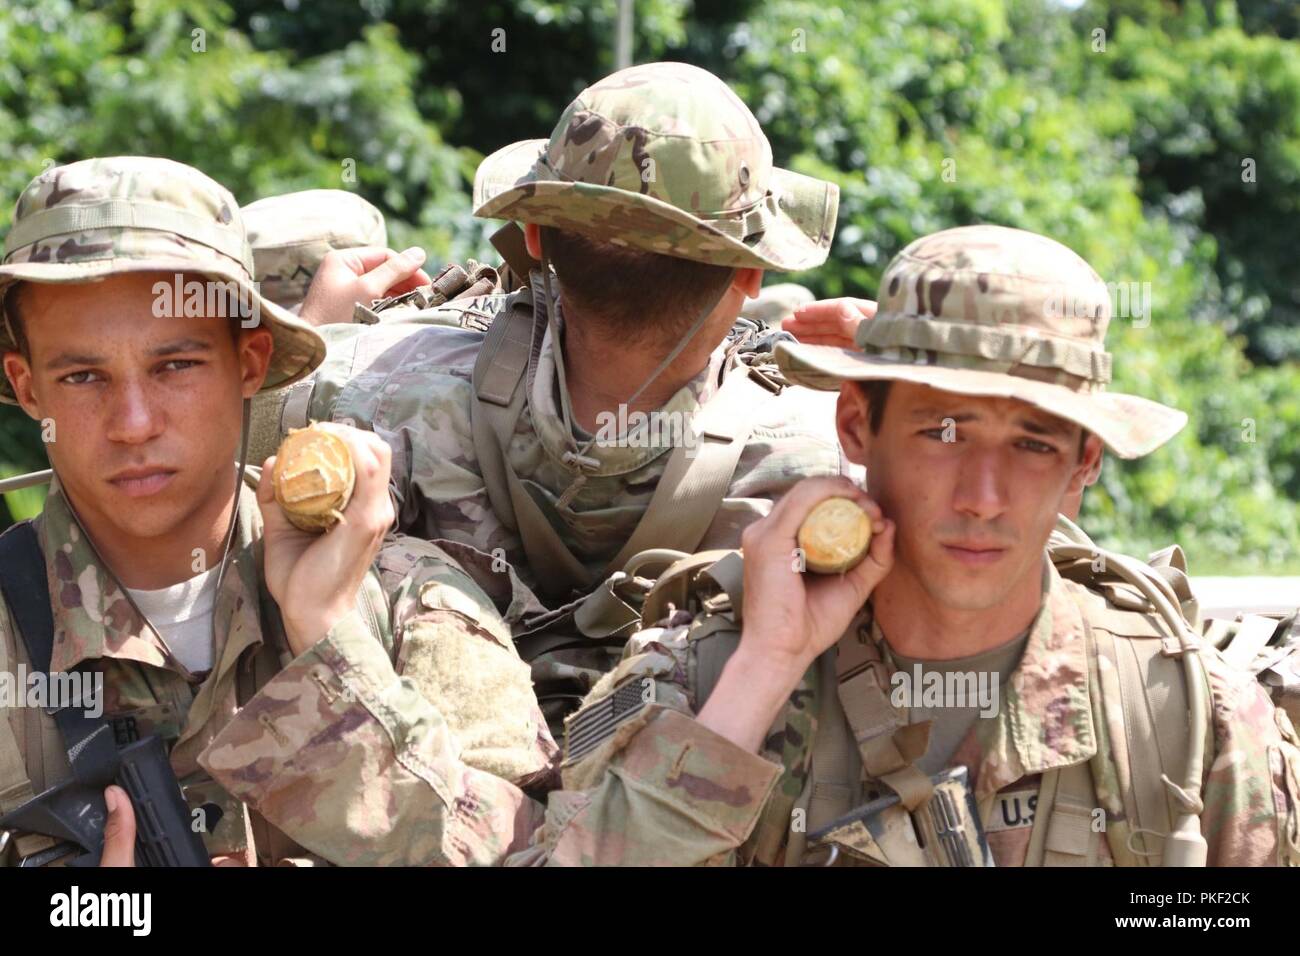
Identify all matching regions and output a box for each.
[493,224,1300,868]
[774,224,1186,458]
[238,61,859,749]
[0,157,550,867]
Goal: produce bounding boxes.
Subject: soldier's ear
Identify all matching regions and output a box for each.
[734,268,763,299]
[2,352,40,421]
[236,327,274,399]
[836,381,871,465]
[1066,432,1103,498]
[523,223,543,260]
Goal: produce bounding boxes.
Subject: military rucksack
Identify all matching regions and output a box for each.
[566,518,1300,866]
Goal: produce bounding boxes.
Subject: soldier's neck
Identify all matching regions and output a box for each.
[557,305,732,434]
[67,481,237,591]
[869,563,1043,661]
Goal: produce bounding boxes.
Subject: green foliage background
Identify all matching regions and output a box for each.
[1,0,1297,573]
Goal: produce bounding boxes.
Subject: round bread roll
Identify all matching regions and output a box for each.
[797,497,873,574]
[272,424,355,532]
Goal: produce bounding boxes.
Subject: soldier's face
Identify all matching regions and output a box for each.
[3,272,273,543]
[838,380,1101,612]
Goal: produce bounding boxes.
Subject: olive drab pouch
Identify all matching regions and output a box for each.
[806,767,994,867]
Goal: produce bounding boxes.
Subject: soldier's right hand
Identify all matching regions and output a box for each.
[739,477,894,670]
[697,478,893,753]
[299,246,433,326]
[782,297,877,348]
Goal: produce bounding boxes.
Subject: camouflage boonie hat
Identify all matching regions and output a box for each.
[776,225,1187,459]
[472,61,838,272]
[245,189,387,311]
[0,156,326,404]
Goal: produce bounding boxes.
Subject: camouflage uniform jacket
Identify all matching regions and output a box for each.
[199,542,771,866]
[0,478,305,862]
[290,287,853,592]
[1,478,554,865]
[517,559,1300,866]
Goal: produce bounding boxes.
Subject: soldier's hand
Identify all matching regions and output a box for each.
[740,477,894,669]
[782,297,877,348]
[697,478,894,753]
[258,423,396,656]
[299,246,433,327]
[100,785,136,867]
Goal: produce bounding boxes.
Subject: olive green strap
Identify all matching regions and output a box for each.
[605,361,778,574]
[837,667,935,811]
[0,613,33,815]
[471,279,593,596]
[4,200,250,265]
[806,649,857,833]
[1024,763,1102,866]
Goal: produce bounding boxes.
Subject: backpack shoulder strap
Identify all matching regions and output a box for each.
[1059,572,1214,867]
[0,524,38,815]
[471,276,594,596]
[604,358,781,574]
[472,277,783,599]
[0,520,117,790]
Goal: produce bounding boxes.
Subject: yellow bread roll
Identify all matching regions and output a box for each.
[272,424,355,532]
[797,497,873,573]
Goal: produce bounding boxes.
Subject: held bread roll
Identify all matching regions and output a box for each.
[796,497,873,573]
[272,424,355,532]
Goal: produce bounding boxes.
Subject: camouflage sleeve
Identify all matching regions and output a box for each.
[200,542,556,866]
[1200,652,1300,866]
[506,628,783,866]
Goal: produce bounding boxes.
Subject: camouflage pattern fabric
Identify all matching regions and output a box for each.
[264,288,854,706]
[245,189,387,312]
[473,62,838,272]
[0,157,325,402]
[200,533,559,866]
[776,224,1187,459]
[0,474,556,866]
[519,557,1300,866]
[0,478,315,862]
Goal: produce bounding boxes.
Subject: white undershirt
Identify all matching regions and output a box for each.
[124,567,221,674]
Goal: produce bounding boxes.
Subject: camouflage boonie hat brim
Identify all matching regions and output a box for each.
[0,157,326,405]
[776,225,1187,459]
[472,62,838,272]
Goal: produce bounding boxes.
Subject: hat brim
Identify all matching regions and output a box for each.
[0,258,325,405]
[472,139,837,273]
[775,340,1186,459]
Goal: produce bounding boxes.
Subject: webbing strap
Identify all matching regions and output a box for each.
[806,649,857,833]
[1096,626,1175,864]
[837,667,934,811]
[278,378,316,435]
[1025,763,1102,866]
[0,522,117,789]
[470,275,776,599]
[0,576,32,814]
[4,200,251,267]
[604,362,775,573]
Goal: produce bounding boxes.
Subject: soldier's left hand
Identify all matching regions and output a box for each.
[99,785,136,866]
[257,423,396,656]
[782,297,877,348]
